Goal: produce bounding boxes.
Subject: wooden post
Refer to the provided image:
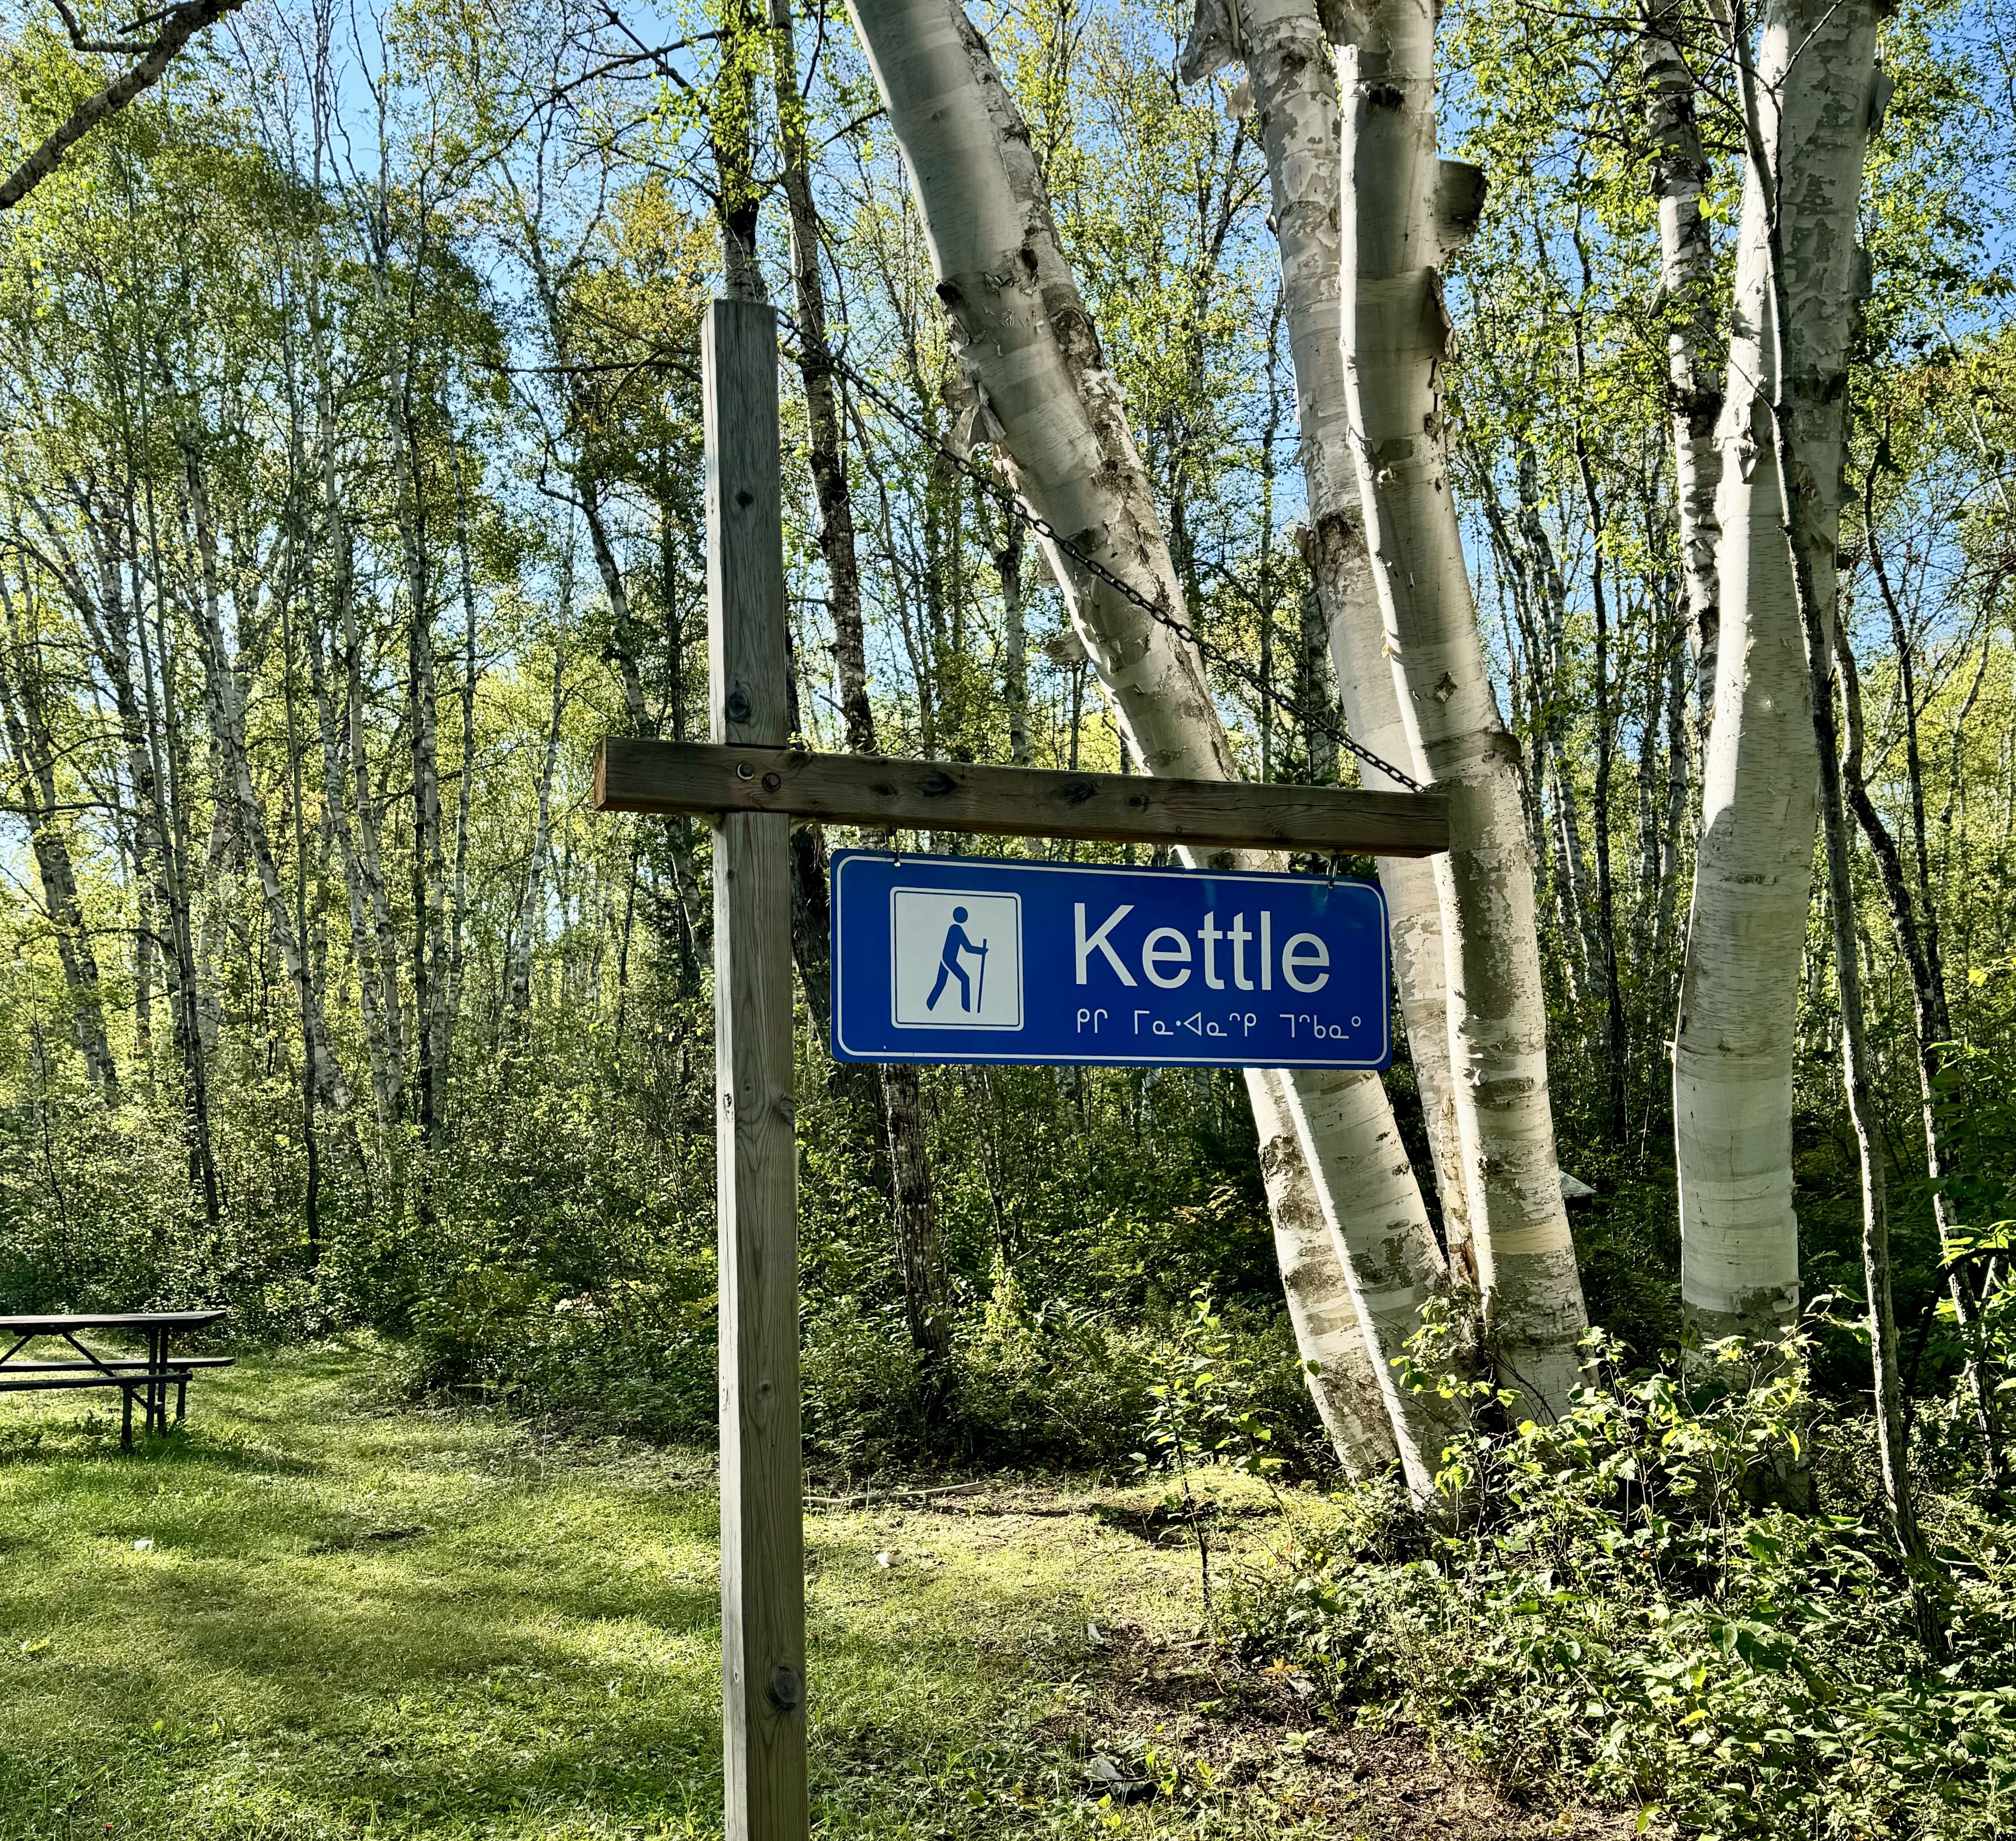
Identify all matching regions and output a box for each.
[705,297,808,1838]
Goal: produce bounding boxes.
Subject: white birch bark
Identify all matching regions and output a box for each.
[1334,0,1588,1412]
[1246,1067,1399,1475]
[1639,0,1724,722]
[845,0,1459,1486]
[1675,0,1880,1347]
[1185,0,1475,1281]
[508,638,566,1027]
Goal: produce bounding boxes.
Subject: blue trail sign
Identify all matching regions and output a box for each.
[829,850,1390,1069]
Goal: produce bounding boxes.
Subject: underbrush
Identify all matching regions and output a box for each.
[1231,1320,2016,1840]
[396,1255,1330,1477]
[400,1261,718,1440]
[805,1271,1330,1476]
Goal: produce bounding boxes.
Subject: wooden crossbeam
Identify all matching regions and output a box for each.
[593,738,1449,858]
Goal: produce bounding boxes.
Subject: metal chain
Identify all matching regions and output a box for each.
[775,316,1427,796]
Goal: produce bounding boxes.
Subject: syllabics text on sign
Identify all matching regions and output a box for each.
[830,851,1390,1069]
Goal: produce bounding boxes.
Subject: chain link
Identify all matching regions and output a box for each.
[775,316,1427,797]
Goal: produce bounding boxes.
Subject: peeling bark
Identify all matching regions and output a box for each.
[1675,0,1877,1350]
[1247,1066,1400,1476]
[1333,0,1589,1413]
[1189,0,1476,1280]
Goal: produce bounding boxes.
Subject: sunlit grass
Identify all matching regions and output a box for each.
[0,1340,1287,1839]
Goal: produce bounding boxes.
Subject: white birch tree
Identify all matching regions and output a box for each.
[1674,0,1881,1349]
[1330,0,1589,1413]
[1181,0,1476,1281]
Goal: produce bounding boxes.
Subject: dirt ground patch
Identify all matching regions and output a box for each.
[1036,1622,1639,1840]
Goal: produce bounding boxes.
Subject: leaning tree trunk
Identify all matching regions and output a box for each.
[1247,1067,1400,1475]
[846,0,1462,1489]
[1639,0,1724,723]
[1185,0,1475,1280]
[1673,0,1876,1351]
[1333,0,1589,1414]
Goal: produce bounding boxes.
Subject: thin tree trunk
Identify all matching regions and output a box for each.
[508,626,566,1032]
[132,487,221,1221]
[1836,622,1999,1479]
[1639,0,1724,722]
[1654,587,1692,975]
[389,383,446,1144]
[995,514,1031,765]
[0,588,120,1103]
[1566,250,1628,1145]
[445,441,481,1066]
[1296,572,1338,786]
[179,436,351,1120]
[66,497,216,1208]
[306,591,394,1130]
[1332,0,1589,1412]
[777,0,951,1371]
[848,0,1460,1483]
[279,551,321,1262]
[368,192,445,1142]
[1515,448,1601,1005]
[1258,294,1282,784]
[1631,569,1667,972]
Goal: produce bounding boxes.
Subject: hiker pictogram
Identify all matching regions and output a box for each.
[926,907,989,1012]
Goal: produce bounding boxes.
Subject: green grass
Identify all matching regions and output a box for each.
[0,1339,1336,1841]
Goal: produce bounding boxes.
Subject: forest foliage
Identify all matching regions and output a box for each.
[0,0,2012,1467]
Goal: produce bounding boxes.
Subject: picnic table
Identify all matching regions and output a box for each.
[0,1311,231,1449]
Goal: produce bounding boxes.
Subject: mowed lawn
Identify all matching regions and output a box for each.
[0,1340,1291,1840]
[0,1341,1630,1841]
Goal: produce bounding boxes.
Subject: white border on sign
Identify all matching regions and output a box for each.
[887,887,1024,1030]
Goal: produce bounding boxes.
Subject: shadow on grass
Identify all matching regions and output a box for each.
[0,1422,329,1477]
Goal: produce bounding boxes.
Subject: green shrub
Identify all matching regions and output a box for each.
[799,1272,1330,1476]
[1232,1325,2016,1839]
[404,1260,716,1441]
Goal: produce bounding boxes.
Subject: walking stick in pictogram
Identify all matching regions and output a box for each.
[975,939,988,1012]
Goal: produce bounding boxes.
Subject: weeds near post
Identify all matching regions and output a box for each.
[1137,1290,1288,1622]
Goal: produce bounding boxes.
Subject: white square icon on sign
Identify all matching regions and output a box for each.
[890,889,1023,1030]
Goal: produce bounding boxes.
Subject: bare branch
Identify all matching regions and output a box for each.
[1,0,249,212]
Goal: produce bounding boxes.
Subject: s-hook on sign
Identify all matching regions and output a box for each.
[829,850,1390,1069]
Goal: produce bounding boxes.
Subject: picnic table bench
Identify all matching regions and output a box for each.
[0,1311,231,1449]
